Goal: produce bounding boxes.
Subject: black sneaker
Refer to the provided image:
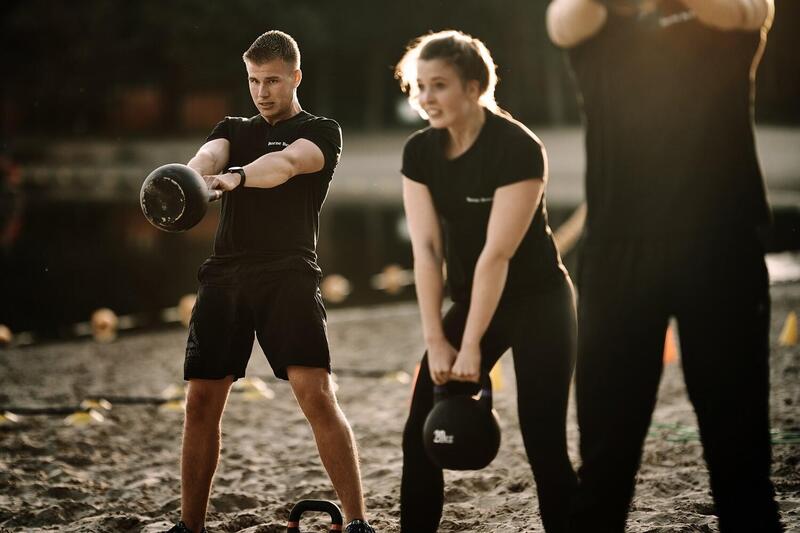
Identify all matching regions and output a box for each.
[345,519,375,533]
[165,521,207,533]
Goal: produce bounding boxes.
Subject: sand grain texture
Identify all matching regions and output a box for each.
[1,286,798,532]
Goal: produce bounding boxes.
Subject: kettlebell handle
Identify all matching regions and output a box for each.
[433,371,493,409]
[287,499,343,533]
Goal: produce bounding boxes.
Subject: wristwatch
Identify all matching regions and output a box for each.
[227,166,246,188]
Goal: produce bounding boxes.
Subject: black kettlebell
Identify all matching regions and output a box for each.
[422,372,501,470]
[140,163,223,232]
[287,499,343,533]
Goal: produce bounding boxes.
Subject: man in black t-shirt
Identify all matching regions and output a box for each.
[548,1,783,531]
[165,31,375,533]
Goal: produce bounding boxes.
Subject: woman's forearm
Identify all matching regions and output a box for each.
[461,253,510,349]
[414,254,447,343]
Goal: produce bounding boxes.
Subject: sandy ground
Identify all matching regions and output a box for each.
[1,285,798,533]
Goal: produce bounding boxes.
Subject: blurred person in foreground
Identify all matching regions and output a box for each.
[165,30,375,533]
[396,30,577,533]
[546,1,783,531]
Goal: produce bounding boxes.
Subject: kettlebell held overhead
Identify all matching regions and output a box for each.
[140,163,223,232]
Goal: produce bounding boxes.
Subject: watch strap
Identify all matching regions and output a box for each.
[227,166,246,188]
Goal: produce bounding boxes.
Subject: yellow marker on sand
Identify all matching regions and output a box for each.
[0,412,20,426]
[159,399,186,412]
[80,399,112,411]
[490,361,504,392]
[779,311,798,346]
[64,409,105,426]
[235,377,276,400]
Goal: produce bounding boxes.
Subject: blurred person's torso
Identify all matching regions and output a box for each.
[568,1,769,241]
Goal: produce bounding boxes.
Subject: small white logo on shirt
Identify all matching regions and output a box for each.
[267,141,289,148]
[433,429,454,444]
[466,196,493,204]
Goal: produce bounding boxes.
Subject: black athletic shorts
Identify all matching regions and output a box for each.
[184,262,330,381]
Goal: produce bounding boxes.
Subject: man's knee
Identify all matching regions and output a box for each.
[288,366,338,419]
[185,377,233,426]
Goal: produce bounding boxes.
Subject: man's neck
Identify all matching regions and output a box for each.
[263,99,303,125]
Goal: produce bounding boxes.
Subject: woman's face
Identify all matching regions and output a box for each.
[416,58,479,129]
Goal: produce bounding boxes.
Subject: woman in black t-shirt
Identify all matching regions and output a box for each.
[395,30,577,533]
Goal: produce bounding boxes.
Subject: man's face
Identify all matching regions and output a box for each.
[245,58,300,123]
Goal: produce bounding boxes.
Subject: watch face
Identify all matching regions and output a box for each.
[228,167,245,187]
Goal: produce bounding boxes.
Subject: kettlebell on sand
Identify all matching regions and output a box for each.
[422,372,501,470]
[287,499,343,533]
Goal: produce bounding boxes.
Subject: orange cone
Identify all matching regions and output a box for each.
[663,322,680,364]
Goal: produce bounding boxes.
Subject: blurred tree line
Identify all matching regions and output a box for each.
[2,0,798,138]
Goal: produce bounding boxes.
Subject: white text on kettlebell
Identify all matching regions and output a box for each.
[433,429,454,444]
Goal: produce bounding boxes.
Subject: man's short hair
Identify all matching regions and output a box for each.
[243,30,300,69]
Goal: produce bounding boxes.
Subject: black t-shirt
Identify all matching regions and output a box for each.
[402,109,567,303]
[203,110,341,276]
[567,4,769,241]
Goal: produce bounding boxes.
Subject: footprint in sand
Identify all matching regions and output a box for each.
[210,492,262,513]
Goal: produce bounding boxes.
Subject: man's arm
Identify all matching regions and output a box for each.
[679,0,773,31]
[209,138,326,191]
[547,0,608,48]
[187,138,230,179]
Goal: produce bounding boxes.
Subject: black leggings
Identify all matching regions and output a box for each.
[569,233,782,532]
[401,279,578,533]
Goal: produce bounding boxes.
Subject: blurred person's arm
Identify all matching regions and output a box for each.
[208,138,324,191]
[403,177,458,385]
[188,138,230,181]
[547,0,608,48]
[450,178,545,382]
[679,0,773,31]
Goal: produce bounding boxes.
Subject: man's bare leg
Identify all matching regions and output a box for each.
[287,366,366,523]
[180,376,234,532]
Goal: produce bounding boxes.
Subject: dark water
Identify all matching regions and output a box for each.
[1,191,588,338]
[0,196,420,337]
[6,188,794,340]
